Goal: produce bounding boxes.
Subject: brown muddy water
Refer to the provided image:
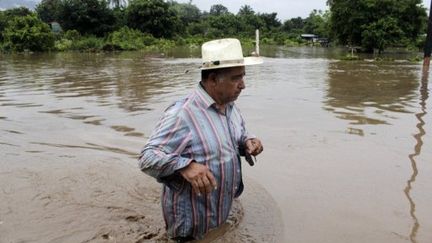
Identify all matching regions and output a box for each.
[0,48,431,243]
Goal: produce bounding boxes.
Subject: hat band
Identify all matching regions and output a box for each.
[202,58,244,68]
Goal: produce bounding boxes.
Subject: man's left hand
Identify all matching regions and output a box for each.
[245,138,263,156]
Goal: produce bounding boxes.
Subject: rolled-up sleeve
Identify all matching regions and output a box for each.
[138,103,192,183]
[237,107,256,144]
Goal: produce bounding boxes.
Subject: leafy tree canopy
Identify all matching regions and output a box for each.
[57,0,116,36]
[168,0,201,25]
[329,0,427,52]
[238,5,254,16]
[2,14,55,51]
[126,0,181,38]
[209,4,229,16]
[0,7,33,42]
[36,0,62,23]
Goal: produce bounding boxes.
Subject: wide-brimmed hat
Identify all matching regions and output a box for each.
[200,38,263,70]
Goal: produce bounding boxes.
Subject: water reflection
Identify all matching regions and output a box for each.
[404,69,429,243]
[324,61,420,132]
[0,52,199,114]
[260,45,346,59]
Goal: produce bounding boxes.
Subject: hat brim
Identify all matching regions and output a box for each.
[200,56,263,70]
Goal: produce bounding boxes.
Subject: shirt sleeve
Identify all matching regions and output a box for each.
[232,105,256,156]
[237,106,256,144]
[138,102,193,184]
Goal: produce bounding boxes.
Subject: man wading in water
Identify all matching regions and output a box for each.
[138,38,264,242]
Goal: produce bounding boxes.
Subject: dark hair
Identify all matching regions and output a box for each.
[201,69,215,81]
[201,67,231,81]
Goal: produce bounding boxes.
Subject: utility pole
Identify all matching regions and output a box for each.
[255,29,260,56]
[423,0,432,70]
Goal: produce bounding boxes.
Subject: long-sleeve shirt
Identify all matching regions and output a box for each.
[138,83,253,239]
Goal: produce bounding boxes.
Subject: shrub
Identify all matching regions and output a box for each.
[72,36,104,51]
[2,14,55,52]
[54,38,73,51]
[106,27,147,50]
[64,29,81,41]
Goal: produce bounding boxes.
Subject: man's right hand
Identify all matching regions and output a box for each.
[179,161,217,196]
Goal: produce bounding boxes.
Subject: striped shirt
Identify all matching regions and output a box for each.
[138,83,253,239]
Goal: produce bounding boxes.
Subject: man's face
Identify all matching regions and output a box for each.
[214,66,246,104]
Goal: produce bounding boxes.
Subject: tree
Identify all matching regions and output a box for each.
[236,5,265,34]
[2,14,55,51]
[258,12,281,30]
[361,17,403,53]
[209,4,229,16]
[238,5,254,16]
[283,17,305,32]
[126,0,181,38]
[329,0,427,52]
[2,6,32,17]
[206,13,241,37]
[0,7,33,42]
[303,10,330,37]
[36,0,62,23]
[58,0,116,36]
[168,1,201,25]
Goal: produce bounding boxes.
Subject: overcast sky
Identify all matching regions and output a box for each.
[178,0,432,21]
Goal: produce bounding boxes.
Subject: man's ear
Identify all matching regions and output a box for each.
[208,72,218,86]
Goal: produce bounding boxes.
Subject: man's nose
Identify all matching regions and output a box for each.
[238,78,245,89]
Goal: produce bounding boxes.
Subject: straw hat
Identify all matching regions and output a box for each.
[200,38,263,70]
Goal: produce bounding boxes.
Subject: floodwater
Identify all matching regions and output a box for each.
[0,48,431,243]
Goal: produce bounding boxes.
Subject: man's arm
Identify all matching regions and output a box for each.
[139,103,217,194]
[138,104,192,182]
[235,106,263,157]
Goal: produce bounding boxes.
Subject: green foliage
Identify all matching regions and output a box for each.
[168,1,201,26]
[361,17,404,53]
[36,0,62,23]
[113,7,127,29]
[340,54,360,60]
[303,10,330,38]
[3,0,424,53]
[284,38,302,47]
[72,36,104,51]
[283,17,304,33]
[106,26,150,50]
[209,4,229,16]
[57,0,115,37]
[329,0,427,52]
[0,12,6,42]
[63,29,81,40]
[206,14,241,37]
[238,5,255,16]
[54,38,73,51]
[0,7,34,41]
[126,0,181,38]
[2,6,32,17]
[2,14,55,52]
[258,13,281,30]
[237,12,265,34]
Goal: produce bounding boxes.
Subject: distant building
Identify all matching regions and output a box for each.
[50,22,62,33]
[300,34,318,41]
[300,34,329,47]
